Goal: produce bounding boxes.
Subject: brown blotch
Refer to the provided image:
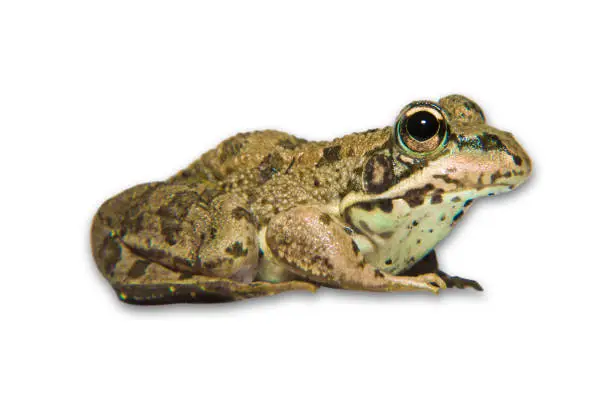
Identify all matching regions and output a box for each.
[374,269,385,278]
[433,174,463,188]
[277,138,301,150]
[357,202,375,212]
[316,145,342,167]
[377,199,393,213]
[225,241,248,257]
[403,184,435,208]
[431,194,443,204]
[319,213,332,225]
[311,255,334,272]
[157,191,199,246]
[128,260,150,279]
[258,153,284,183]
[363,154,395,194]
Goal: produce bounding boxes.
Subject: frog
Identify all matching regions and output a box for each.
[91,94,532,304]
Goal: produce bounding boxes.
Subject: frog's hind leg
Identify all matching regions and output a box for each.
[94,230,318,304]
[401,251,483,291]
[91,183,317,304]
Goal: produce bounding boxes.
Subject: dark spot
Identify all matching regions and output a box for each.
[225,241,248,257]
[157,191,200,246]
[433,174,463,188]
[231,207,257,226]
[316,145,342,167]
[412,220,419,227]
[363,154,395,194]
[344,226,354,235]
[452,210,465,224]
[374,269,385,278]
[258,153,283,183]
[312,255,334,272]
[431,194,443,204]
[377,199,393,213]
[313,177,320,187]
[417,239,422,244]
[464,199,473,207]
[357,202,375,212]
[385,259,392,265]
[513,155,523,166]
[428,229,433,233]
[319,213,332,225]
[277,138,301,150]
[451,196,462,203]
[258,248,264,259]
[479,133,506,151]
[402,183,435,208]
[128,260,150,279]
[100,236,122,277]
[351,240,360,255]
[440,214,446,221]
[379,231,394,239]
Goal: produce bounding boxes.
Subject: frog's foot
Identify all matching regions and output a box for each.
[387,272,447,294]
[399,251,483,292]
[436,271,483,291]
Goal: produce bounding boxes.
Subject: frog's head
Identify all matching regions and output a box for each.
[391,94,532,198]
[341,95,532,272]
[347,94,532,208]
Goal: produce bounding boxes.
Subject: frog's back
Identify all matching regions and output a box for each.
[168,130,311,185]
[166,128,392,223]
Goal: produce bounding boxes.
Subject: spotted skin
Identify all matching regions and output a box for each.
[91,95,532,303]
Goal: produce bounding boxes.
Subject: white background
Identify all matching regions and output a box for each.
[1,1,610,407]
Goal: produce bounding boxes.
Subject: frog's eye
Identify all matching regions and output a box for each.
[395,102,448,155]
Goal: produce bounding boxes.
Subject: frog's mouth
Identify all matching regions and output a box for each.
[340,141,532,215]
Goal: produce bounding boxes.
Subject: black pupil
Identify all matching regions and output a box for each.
[405,111,439,141]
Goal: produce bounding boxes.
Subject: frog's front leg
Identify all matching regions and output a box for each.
[265,206,446,293]
[401,251,483,291]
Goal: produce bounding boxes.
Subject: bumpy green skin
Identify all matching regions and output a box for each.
[91,95,532,304]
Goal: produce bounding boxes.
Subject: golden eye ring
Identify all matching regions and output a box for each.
[395,102,448,155]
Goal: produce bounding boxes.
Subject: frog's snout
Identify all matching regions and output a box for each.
[496,131,532,189]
